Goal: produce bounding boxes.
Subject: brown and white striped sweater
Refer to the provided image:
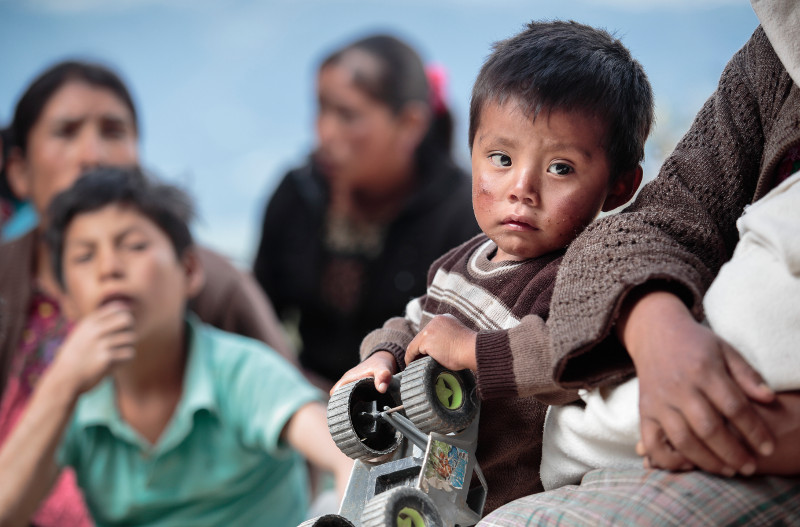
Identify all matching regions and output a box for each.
[360,233,578,513]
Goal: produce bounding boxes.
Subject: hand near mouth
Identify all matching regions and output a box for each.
[49,301,137,397]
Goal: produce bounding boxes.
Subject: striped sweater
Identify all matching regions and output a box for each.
[360,233,578,513]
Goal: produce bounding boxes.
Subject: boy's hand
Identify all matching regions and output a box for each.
[619,290,776,476]
[330,351,397,395]
[50,301,136,397]
[405,314,477,371]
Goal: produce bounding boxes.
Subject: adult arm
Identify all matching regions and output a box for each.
[548,28,790,473]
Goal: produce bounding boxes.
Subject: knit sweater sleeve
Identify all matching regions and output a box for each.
[475,253,579,405]
[548,27,778,389]
[476,315,577,404]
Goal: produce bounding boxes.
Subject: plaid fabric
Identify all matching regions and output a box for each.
[478,468,800,527]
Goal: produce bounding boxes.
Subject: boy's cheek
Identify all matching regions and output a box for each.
[59,294,82,322]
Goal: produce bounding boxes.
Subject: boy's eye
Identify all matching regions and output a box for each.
[125,240,149,252]
[489,153,512,167]
[70,251,94,264]
[547,163,573,176]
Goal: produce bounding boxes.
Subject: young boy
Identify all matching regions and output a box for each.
[0,167,353,527]
[331,20,654,513]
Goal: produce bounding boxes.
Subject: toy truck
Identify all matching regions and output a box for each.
[301,356,487,527]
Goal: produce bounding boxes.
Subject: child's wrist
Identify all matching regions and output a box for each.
[39,364,84,403]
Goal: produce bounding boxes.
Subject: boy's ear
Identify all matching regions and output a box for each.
[6,147,32,201]
[602,165,643,212]
[182,247,206,300]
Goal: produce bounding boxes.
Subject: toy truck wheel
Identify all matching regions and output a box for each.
[298,514,356,526]
[400,356,478,434]
[328,378,402,462]
[361,487,443,527]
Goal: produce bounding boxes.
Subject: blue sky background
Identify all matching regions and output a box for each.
[0,0,759,265]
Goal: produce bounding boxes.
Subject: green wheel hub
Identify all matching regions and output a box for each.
[397,507,425,527]
[435,372,463,409]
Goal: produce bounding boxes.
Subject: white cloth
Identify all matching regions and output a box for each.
[751,0,800,88]
[540,379,641,490]
[541,171,800,490]
[704,170,800,390]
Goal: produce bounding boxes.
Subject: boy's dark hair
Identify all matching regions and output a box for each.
[45,166,194,288]
[469,20,654,178]
[11,60,139,156]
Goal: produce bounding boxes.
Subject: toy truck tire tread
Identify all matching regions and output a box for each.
[328,378,402,461]
[400,356,478,434]
[298,514,356,526]
[361,487,443,527]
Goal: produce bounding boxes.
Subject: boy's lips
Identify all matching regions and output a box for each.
[501,215,538,231]
[99,293,135,309]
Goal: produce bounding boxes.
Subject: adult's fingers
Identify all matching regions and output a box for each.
[675,385,758,474]
[701,360,774,463]
[657,402,738,475]
[724,345,774,403]
[640,417,694,471]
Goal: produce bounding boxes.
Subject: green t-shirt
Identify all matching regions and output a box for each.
[58,315,322,526]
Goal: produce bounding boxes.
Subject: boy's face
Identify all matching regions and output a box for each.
[471,100,620,262]
[61,204,200,344]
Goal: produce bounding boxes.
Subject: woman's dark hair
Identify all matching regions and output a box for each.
[45,165,194,289]
[10,60,139,156]
[0,127,14,202]
[320,34,453,164]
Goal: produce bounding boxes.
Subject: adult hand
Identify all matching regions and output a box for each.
[404,314,478,371]
[49,301,136,397]
[619,289,775,476]
[752,390,800,474]
[330,351,397,395]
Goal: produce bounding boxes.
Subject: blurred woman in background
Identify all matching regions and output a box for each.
[253,34,480,389]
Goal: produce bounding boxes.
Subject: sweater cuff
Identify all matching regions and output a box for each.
[475,331,517,399]
[366,342,405,372]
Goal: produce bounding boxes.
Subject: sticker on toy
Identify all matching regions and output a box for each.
[421,440,468,492]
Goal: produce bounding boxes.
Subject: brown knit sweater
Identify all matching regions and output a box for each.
[547,26,800,389]
[361,233,578,514]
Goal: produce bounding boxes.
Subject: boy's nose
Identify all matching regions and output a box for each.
[508,169,540,206]
[97,249,124,279]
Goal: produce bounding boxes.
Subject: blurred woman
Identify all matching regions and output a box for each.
[253,35,480,388]
[0,60,293,526]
